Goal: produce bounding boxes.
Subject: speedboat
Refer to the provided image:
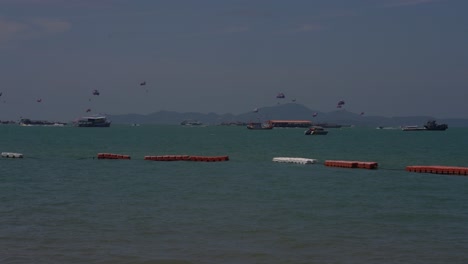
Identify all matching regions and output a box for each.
[304,126,328,135]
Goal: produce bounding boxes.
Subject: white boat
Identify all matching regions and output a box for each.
[272,157,318,164]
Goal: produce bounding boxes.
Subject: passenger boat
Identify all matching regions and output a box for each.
[74,115,111,127]
[247,122,273,130]
[402,120,448,131]
[304,126,328,135]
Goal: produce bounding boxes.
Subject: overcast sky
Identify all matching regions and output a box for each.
[0,0,467,121]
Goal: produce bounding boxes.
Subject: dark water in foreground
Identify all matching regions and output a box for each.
[1,125,468,263]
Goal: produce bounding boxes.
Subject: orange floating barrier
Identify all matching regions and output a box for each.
[406,166,468,176]
[97,153,131,160]
[325,160,378,169]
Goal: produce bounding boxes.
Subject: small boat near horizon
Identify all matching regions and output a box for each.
[304,126,328,135]
[247,122,274,130]
[180,120,204,126]
[74,115,111,127]
[19,118,67,127]
[402,120,448,131]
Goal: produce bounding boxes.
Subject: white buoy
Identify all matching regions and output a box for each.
[273,157,317,164]
[1,152,24,158]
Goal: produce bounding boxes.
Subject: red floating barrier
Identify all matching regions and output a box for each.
[144,155,190,161]
[325,160,378,170]
[406,166,468,176]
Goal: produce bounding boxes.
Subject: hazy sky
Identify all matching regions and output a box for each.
[1,0,467,121]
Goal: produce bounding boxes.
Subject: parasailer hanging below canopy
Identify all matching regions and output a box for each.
[276,93,285,99]
[93,89,100,96]
[336,100,345,108]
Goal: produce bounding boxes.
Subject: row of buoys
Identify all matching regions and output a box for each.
[273,157,317,164]
[1,152,24,158]
[4,151,468,177]
[144,155,190,161]
[97,153,131,160]
[406,166,468,175]
[98,153,230,162]
[324,160,379,170]
[144,155,229,162]
[187,155,229,162]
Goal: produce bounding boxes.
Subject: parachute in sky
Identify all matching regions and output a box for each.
[36,99,42,103]
[336,100,345,108]
[292,98,296,102]
[140,81,146,86]
[86,108,91,113]
[360,112,365,116]
[312,112,318,117]
[276,93,285,99]
[0,92,2,97]
[253,108,259,113]
[93,89,100,96]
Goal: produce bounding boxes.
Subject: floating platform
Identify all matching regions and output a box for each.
[406,166,468,175]
[273,157,318,164]
[97,153,131,160]
[1,152,23,158]
[144,155,229,162]
[324,160,378,169]
[144,155,190,161]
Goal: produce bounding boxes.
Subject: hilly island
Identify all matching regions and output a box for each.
[108,103,468,127]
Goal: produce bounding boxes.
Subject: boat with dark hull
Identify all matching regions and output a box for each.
[74,115,111,127]
[402,120,447,131]
[304,126,328,135]
[424,120,448,131]
[19,118,67,127]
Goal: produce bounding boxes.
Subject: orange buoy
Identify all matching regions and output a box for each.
[325,160,378,169]
[406,166,468,175]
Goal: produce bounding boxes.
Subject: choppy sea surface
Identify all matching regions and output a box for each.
[1,125,468,264]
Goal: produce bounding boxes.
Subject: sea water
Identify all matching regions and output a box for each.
[1,125,468,264]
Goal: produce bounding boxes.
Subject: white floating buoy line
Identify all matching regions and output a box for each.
[1,152,24,158]
[272,157,318,164]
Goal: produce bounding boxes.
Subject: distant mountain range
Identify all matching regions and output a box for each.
[108,103,468,127]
